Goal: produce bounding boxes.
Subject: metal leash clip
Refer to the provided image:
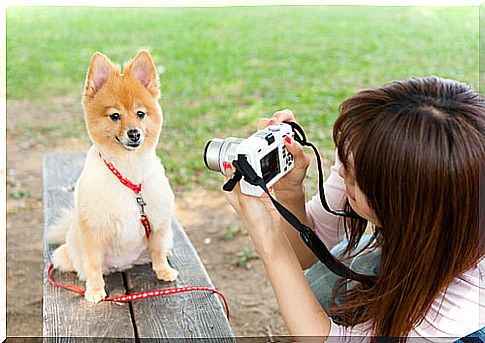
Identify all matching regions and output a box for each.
[136,194,147,215]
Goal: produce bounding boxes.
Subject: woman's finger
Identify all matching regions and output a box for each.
[284,136,310,169]
[222,161,234,181]
[259,109,295,130]
[223,162,241,212]
[270,109,296,124]
[258,118,270,130]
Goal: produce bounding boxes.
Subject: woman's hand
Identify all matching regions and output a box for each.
[258,109,311,196]
[221,110,317,267]
[222,166,288,257]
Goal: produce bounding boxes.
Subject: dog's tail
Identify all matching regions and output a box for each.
[47,207,74,244]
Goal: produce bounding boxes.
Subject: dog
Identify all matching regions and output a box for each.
[49,50,178,304]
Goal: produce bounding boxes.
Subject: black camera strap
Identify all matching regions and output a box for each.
[287,122,361,219]
[223,122,375,286]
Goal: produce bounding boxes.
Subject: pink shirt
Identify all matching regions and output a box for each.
[305,151,485,340]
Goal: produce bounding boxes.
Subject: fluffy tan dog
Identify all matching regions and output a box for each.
[50,50,178,304]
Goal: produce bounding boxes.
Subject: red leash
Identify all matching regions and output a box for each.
[47,263,230,320]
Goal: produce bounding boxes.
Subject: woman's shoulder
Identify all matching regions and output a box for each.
[329,261,484,340]
[460,258,484,284]
[411,259,484,340]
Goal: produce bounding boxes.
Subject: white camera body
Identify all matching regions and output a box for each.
[234,123,295,196]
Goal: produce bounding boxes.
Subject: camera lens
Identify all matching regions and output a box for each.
[204,139,223,172]
[204,138,243,174]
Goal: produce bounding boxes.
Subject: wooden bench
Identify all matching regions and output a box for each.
[42,153,234,340]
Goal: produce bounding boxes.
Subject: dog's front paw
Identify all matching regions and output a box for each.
[84,287,107,304]
[154,266,178,282]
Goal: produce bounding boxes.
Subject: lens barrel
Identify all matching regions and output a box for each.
[204,139,224,172]
[204,138,243,174]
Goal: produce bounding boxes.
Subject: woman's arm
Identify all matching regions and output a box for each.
[222,171,332,337]
[259,110,346,269]
[270,137,319,270]
[260,229,332,337]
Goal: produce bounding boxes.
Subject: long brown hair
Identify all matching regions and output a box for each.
[330,76,485,337]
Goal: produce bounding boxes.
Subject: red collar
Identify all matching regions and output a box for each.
[99,151,151,238]
[98,152,142,193]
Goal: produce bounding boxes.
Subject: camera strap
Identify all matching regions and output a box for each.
[223,122,375,286]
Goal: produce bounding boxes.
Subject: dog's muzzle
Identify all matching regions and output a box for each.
[120,128,144,149]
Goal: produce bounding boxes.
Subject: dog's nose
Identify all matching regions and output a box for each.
[127,129,141,142]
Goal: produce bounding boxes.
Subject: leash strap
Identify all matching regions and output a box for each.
[47,263,230,320]
[223,122,376,286]
[47,263,86,296]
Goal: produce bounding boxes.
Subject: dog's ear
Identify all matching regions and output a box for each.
[84,52,114,97]
[124,50,160,98]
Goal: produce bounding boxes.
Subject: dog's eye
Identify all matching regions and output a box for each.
[110,113,121,121]
[137,111,146,119]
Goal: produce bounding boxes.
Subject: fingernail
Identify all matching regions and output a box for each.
[284,136,292,144]
[223,161,231,170]
[268,119,275,125]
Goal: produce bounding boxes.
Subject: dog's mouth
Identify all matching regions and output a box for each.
[115,136,142,150]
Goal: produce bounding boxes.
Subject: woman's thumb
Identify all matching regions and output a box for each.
[284,136,310,167]
[284,136,303,155]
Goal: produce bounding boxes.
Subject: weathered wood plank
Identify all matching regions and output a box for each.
[124,218,235,341]
[42,153,135,340]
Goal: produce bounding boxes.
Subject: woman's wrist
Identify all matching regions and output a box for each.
[274,184,305,203]
[251,228,293,262]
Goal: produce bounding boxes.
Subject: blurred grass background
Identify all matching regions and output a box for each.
[6,6,479,192]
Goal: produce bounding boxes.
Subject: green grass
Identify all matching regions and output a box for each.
[6,6,479,191]
[236,247,259,268]
[219,225,246,241]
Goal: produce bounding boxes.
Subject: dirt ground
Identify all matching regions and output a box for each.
[6,97,287,338]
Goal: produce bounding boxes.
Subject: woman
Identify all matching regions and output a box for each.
[223,76,484,339]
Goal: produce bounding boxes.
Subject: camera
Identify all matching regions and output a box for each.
[204,123,295,196]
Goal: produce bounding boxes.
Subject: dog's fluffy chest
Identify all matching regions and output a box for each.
[75,146,174,255]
